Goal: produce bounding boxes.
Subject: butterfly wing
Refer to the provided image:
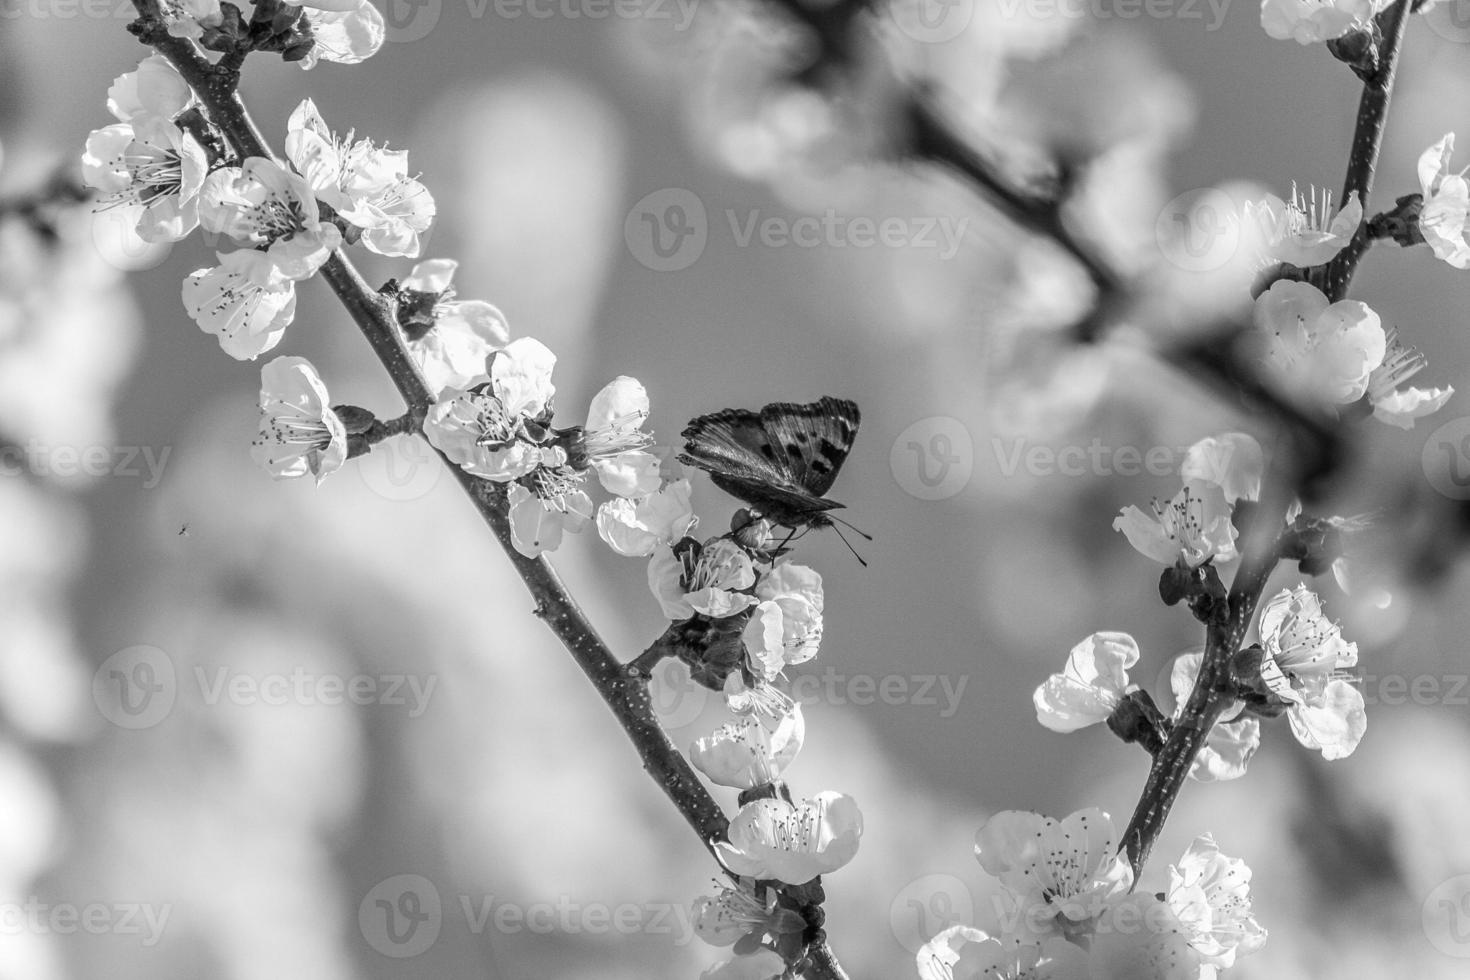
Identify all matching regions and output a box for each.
[679,407,841,520]
[758,397,860,499]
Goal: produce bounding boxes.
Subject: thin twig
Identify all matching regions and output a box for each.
[1120,483,1289,871]
[123,5,848,976]
[1118,0,1414,874]
[1319,0,1413,302]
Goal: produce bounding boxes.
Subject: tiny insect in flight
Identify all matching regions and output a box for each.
[678,396,869,563]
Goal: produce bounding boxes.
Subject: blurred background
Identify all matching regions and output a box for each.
[3,1,1470,977]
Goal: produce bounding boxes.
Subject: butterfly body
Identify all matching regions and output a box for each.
[679,397,860,530]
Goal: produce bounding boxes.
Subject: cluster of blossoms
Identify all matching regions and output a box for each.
[636,504,862,977]
[82,58,433,361]
[1102,430,1367,762]
[160,0,384,68]
[917,809,1264,980]
[1238,169,1456,429]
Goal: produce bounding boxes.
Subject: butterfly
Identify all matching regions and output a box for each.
[678,396,864,546]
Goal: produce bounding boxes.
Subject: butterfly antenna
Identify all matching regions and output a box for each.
[831,515,873,542]
[830,523,869,567]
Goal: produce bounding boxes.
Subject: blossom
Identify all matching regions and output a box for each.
[597,479,696,557]
[743,562,823,680]
[182,249,298,360]
[917,926,1088,980]
[1168,652,1260,782]
[296,0,386,68]
[690,705,804,789]
[285,99,435,257]
[714,791,863,885]
[1416,133,1470,269]
[1244,186,1361,267]
[506,459,594,557]
[1258,585,1366,759]
[399,258,509,394]
[82,115,208,243]
[1034,632,1139,733]
[157,0,224,38]
[423,337,557,481]
[1165,835,1267,969]
[648,538,757,620]
[974,808,1133,923]
[692,879,803,948]
[198,158,342,280]
[1254,279,1386,405]
[1367,328,1454,429]
[576,376,659,496]
[250,356,347,482]
[1260,0,1389,44]
[104,55,193,122]
[1114,478,1237,567]
[1180,432,1263,506]
[698,948,787,980]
